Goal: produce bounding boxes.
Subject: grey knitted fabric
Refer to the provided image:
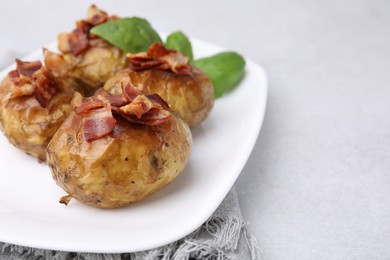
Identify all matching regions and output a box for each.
[0,187,258,260]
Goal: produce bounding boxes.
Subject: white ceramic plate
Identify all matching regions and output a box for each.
[0,38,267,253]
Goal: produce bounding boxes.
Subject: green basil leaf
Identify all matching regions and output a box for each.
[165,31,193,61]
[193,52,245,98]
[90,17,162,53]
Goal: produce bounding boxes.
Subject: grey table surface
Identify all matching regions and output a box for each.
[1,0,389,259]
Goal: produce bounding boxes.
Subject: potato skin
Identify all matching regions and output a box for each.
[0,76,11,117]
[104,67,214,127]
[46,112,192,208]
[65,44,127,94]
[0,76,76,161]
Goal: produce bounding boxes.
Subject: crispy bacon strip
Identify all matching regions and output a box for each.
[82,109,117,141]
[130,58,164,71]
[118,97,171,126]
[58,5,116,56]
[121,79,141,101]
[8,69,30,95]
[74,99,105,114]
[116,83,171,126]
[16,59,42,77]
[94,86,129,107]
[120,95,154,119]
[75,84,171,141]
[147,42,170,57]
[8,69,19,78]
[31,67,58,108]
[68,26,90,56]
[105,94,128,107]
[9,59,58,107]
[74,95,116,141]
[127,43,192,75]
[118,107,171,126]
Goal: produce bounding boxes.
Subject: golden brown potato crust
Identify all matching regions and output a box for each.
[65,44,128,94]
[46,113,192,208]
[0,77,76,161]
[104,67,214,127]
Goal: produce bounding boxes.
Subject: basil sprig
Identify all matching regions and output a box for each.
[193,52,245,98]
[90,17,162,53]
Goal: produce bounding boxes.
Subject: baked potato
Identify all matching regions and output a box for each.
[46,89,192,208]
[0,57,80,162]
[104,43,214,127]
[57,5,127,93]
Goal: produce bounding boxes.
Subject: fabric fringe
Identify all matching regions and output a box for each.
[0,215,259,260]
